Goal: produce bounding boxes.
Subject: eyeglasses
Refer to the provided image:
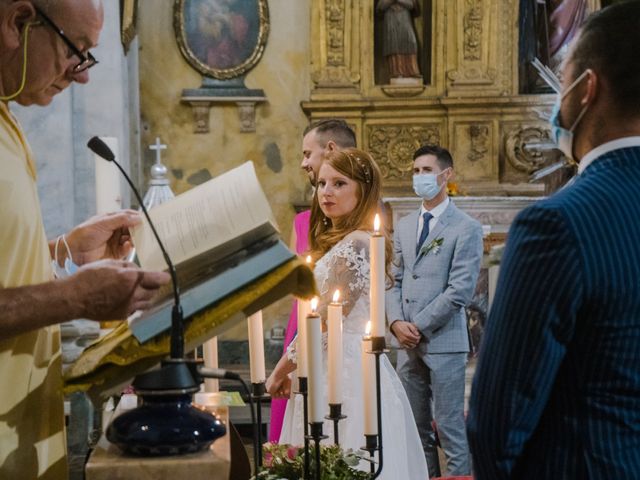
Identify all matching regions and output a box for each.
[33,6,98,73]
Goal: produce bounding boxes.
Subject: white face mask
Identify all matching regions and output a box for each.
[550,70,590,161]
[413,169,448,200]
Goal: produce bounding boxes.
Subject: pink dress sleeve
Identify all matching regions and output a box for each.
[294,209,311,255]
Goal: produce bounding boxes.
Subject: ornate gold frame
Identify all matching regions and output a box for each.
[173,0,269,80]
[120,0,138,53]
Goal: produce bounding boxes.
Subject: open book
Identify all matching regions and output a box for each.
[128,161,291,342]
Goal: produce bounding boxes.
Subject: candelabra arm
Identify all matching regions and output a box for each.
[368,337,387,479]
[296,377,311,479]
[251,382,267,469]
[372,351,384,478]
[325,403,346,446]
[307,422,328,480]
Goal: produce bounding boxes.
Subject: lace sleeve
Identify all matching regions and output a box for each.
[286,336,297,363]
[316,235,370,319]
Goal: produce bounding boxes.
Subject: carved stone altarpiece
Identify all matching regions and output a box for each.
[303,0,558,197]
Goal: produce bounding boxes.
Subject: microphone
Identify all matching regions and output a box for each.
[88,136,185,359]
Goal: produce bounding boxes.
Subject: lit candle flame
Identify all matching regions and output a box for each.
[306,255,312,264]
[365,321,371,336]
[310,297,319,313]
[373,214,381,233]
[332,290,340,303]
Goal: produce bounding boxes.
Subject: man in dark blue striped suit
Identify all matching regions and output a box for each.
[468,2,640,478]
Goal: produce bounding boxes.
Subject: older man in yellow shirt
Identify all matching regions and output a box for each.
[0,1,170,478]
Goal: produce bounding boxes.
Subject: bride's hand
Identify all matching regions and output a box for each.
[266,372,283,396]
[280,376,292,397]
[267,373,291,398]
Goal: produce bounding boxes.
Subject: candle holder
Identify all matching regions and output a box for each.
[251,382,269,468]
[325,403,346,445]
[306,422,328,480]
[295,376,311,479]
[362,434,379,475]
[366,335,388,479]
[370,335,386,353]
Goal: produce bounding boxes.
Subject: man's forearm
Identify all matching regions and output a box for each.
[0,279,83,341]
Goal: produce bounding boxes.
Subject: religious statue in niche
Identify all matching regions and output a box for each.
[519,0,600,93]
[375,0,422,85]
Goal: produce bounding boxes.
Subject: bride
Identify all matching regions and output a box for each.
[266,148,428,479]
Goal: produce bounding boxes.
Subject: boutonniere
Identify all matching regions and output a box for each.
[420,237,444,256]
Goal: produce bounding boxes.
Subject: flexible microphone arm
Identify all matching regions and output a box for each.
[88,136,185,359]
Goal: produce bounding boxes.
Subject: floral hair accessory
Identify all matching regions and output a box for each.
[347,153,372,184]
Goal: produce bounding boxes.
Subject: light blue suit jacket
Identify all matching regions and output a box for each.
[386,200,483,353]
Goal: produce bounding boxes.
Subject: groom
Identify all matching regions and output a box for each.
[386,145,483,477]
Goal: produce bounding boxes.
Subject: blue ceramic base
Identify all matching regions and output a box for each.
[106,393,226,456]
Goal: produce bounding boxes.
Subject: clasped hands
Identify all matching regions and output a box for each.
[390,320,422,350]
[266,372,292,399]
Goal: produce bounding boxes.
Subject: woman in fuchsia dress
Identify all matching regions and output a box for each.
[268,210,310,442]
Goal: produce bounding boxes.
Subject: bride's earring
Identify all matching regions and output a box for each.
[323,216,329,226]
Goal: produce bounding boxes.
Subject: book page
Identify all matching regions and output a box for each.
[132,161,277,271]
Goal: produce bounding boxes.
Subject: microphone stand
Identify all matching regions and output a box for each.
[91,137,223,457]
[112,155,185,359]
[90,139,184,360]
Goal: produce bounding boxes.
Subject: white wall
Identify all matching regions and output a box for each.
[13,1,137,237]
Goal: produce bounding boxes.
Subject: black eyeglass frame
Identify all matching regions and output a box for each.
[33,5,98,73]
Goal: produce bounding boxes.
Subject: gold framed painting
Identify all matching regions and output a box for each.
[173,0,269,80]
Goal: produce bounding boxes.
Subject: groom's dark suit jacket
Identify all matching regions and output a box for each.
[468,146,640,479]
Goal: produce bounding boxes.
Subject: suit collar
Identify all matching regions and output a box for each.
[578,136,640,175]
[420,196,450,219]
[414,202,456,263]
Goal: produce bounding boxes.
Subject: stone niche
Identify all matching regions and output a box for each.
[303,0,556,200]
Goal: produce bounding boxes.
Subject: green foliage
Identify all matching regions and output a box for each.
[252,442,371,480]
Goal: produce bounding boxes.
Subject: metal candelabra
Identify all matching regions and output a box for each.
[298,335,385,479]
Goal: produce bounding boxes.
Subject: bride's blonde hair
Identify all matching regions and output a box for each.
[309,148,392,280]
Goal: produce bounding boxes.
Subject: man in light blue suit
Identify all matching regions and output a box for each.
[386,145,483,477]
[468,2,640,478]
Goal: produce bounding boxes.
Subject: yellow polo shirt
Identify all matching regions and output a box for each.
[0,101,67,479]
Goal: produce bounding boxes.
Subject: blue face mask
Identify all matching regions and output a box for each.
[550,70,590,161]
[413,170,448,200]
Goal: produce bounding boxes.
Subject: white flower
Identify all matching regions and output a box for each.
[420,237,444,256]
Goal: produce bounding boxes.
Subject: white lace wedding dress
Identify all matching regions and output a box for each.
[279,230,428,479]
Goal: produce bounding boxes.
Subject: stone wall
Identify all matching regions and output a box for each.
[14,1,133,237]
[138,1,312,337]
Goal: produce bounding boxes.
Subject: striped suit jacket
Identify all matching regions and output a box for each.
[467,146,640,479]
[386,201,483,353]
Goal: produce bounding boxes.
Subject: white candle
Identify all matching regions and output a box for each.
[370,214,386,337]
[362,321,377,435]
[306,297,324,423]
[296,256,313,379]
[327,290,343,405]
[247,311,266,384]
[203,337,219,392]
[94,136,122,214]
